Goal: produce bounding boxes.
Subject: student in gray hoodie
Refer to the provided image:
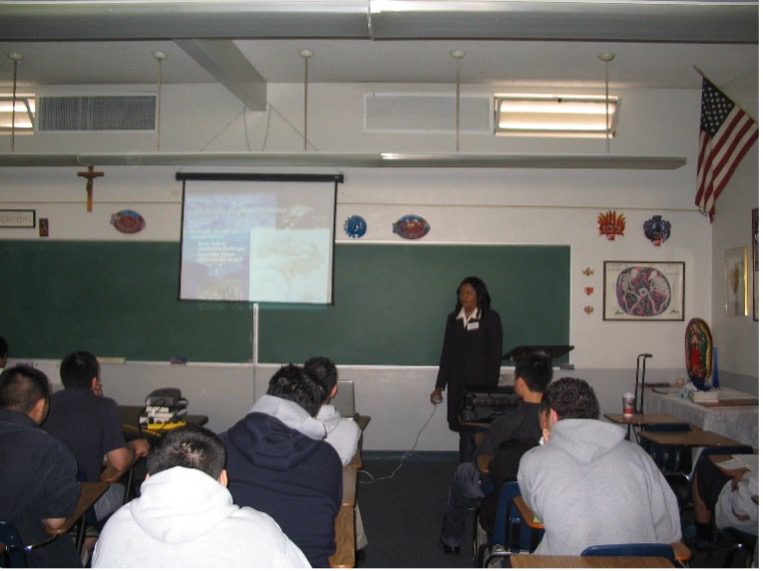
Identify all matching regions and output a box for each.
[518,377,682,555]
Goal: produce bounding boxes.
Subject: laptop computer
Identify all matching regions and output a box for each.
[332,380,356,418]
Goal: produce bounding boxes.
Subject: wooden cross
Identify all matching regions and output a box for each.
[77,165,104,212]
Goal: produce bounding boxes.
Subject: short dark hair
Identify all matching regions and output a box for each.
[540,377,599,420]
[147,425,226,480]
[267,364,323,417]
[0,336,8,359]
[0,365,50,413]
[304,356,337,402]
[514,354,553,393]
[60,351,99,389]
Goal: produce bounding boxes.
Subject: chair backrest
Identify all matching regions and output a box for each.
[491,481,521,547]
[638,425,693,474]
[642,423,692,432]
[581,542,675,561]
[0,520,28,567]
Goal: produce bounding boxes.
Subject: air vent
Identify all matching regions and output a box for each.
[38,95,156,131]
[365,93,490,133]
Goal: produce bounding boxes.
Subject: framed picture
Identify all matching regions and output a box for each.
[603,261,685,321]
[753,208,759,321]
[0,209,35,228]
[725,247,749,316]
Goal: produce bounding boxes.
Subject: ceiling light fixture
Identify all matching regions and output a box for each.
[299,49,314,152]
[152,50,167,151]
[494,94,619,137]
[450,49,466,151]
[6,52,29,150]
[599,52,615,152]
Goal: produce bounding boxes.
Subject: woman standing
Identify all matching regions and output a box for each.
[430,276,503,462]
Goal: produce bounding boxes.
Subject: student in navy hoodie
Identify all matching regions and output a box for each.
[221,364,342,568]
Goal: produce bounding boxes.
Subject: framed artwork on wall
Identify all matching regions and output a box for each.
[753,208,759,321]
[603,261,685,321]
[724,247,749,316]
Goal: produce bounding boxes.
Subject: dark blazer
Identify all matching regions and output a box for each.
[435,307,503,431]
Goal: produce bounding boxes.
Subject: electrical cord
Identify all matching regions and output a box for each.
[358,403,438,484]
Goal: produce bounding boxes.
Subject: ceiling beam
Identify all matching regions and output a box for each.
[175,40,267,111]
[0,1,756,43]
[0,152,687,170]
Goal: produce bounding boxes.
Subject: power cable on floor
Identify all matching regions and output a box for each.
[358,404,438,484]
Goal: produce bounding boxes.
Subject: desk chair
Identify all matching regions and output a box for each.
[638,423,694,505]
[0,520,56,567]
[720,527,757,568]
[581,543,676,563]
[474,481,540,567]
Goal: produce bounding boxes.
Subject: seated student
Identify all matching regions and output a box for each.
[518,377,681,555]
[0,365,82,568]
[690,454,758,550]
[304,356,368,558]
[305,356,361,465]
[221,364,342,568]
[438,354,552,554]
[42,351,150,524]
[91,425,310,568]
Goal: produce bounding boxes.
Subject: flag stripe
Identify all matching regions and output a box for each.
[695,78,758,222]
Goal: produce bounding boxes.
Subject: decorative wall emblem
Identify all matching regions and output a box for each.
[343,215,367,239]
[598,210,626,240]
[643,215,671,246]
[110,210,146,234]
[584,287,594,296]
[582,267,595,276]
[584,306,595,314]
[392,214,430,240]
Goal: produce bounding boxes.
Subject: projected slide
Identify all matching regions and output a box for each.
[180,179,337,304]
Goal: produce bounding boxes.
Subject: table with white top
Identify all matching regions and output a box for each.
[643,387,758,448]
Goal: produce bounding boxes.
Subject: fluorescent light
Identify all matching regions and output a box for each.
[495,94,618,137]
[0,95,35,131]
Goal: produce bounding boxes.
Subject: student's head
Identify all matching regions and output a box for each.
[539,377,600,422]
[304,356,338,403]
[0,365,51,424]
[514,354,553,394]
[267,364,323,417]
[455,276,492,313]
[147,425,226,481]
[0,336,8,369]
[60,351,100,391]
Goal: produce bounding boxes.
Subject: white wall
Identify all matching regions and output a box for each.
[709,72,759,394]
[1,79,755,449]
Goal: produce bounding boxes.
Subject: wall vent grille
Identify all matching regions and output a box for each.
[38,95,156,131]
[365,93,490,133]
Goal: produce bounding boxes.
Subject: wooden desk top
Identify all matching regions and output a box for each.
[639,428,742,447]
[46,481,109,536]
[513,496,545,529]
[328,415,368,569]
[510,554,674,568]
[512,497,691,562]
[603,413,684,425]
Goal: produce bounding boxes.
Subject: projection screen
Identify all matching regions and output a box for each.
[179,174,340,304]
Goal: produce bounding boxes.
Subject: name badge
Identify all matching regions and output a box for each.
[466,321,480,331]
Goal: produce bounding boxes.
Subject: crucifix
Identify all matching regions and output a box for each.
[77,165,104,212]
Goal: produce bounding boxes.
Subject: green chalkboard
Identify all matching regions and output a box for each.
[259,243,570,366]
[0,241,252,362]
[0,241,569,365]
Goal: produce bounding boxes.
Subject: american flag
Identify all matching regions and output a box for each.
[695,78,758,222]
